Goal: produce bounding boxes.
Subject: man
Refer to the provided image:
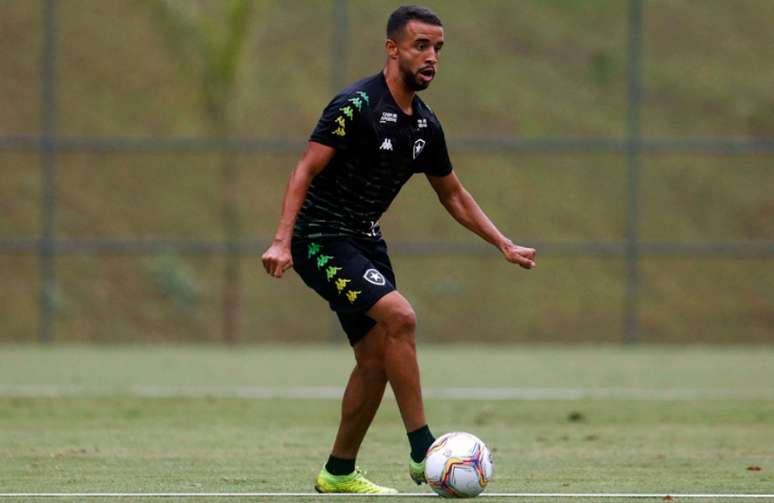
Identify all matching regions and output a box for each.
[261,5,536,494]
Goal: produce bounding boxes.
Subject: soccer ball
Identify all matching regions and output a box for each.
[424,432,493,498]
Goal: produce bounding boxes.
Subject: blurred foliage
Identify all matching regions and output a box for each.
[144,0,259,342]
[147,0,257,130]
[145,254,201,311]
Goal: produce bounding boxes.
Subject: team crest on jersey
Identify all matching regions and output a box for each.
[413,138,426,159]
[363,268,386,286]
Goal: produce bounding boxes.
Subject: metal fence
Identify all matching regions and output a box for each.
[1,0,773,344]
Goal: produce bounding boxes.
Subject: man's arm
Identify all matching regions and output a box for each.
[261,141,336,278]
[426,172,536,269]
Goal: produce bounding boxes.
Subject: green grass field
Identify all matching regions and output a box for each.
[1,344,773,502]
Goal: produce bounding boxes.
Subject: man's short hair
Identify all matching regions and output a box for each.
[386,5,443,40]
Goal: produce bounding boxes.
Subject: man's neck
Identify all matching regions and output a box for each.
[383,67,414,115]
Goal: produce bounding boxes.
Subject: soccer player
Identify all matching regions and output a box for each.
[261,5,536,494]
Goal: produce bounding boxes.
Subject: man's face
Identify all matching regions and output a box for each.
[391,21,444,91]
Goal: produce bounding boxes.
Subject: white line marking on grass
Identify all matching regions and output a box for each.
[1,386,773,400]
[1,492,773,499]
[487,495,774,499]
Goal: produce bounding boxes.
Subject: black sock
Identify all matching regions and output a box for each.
[407,424,435,462]
[325,455,355,476]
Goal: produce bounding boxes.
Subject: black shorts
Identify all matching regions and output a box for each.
[291,237,396,346]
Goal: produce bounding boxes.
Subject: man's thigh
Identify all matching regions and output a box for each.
[291,237,397,344]
[292,238,396,312]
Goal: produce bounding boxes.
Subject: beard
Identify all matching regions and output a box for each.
[399,62,430,91]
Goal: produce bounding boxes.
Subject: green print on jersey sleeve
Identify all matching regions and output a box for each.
[331,91,370,137]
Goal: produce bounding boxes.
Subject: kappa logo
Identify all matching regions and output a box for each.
[413,138,426,159]
[379,138,393,151]
[335,278,351,294]
[325,265,342,281]
[346,290,361,304]
[380,112,398,124]
[307,242,322,258]
[316,254,333,269]
[363,268,386,286]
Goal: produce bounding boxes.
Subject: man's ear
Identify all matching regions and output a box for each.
[385,38,399,60]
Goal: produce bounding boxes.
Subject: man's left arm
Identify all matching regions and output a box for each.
[426,172,536,270]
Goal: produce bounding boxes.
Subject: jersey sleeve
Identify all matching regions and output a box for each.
[424,123,454,177]
[309,91,370,151]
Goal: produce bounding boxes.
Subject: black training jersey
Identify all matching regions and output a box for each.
[293,71,453,241]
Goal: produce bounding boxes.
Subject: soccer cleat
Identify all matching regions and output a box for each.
[314,466,398,494]
[409,456,426,485]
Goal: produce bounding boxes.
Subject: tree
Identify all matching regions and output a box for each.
[147,0,256,343]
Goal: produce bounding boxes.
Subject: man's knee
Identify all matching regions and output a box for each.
[368,291,417,338]
[384,305,416,338]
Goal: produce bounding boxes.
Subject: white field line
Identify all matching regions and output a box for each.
[1,385,773,401]
[1,492,773,499]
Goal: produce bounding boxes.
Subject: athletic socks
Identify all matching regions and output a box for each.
[325,455,356,476]
[408,424,435,462]
[325,425,434,472]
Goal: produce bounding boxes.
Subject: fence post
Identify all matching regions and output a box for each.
[38,0,58,343]
[624,0,644,344]
[326,0,349,343]
[331,0,348,95]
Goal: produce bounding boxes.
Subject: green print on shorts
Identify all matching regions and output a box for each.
[346,290,361,304]
[307,242,322,258]
[335,278,351,293]
[326,266,342,281]
[316,254,333,269]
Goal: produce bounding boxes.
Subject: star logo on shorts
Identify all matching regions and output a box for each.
[363,268,386,286]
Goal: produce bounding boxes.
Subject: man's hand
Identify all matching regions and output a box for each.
[500,241,536,270]
[261,240,293,278]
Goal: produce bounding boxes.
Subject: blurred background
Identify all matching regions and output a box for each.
[1,0,772,345]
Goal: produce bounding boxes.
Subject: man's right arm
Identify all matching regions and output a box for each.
[261,141,335,278]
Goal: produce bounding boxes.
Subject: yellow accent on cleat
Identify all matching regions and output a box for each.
[409,457,426,485]
[314,467,398,494]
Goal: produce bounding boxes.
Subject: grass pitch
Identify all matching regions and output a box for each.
[0,344,772,502]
